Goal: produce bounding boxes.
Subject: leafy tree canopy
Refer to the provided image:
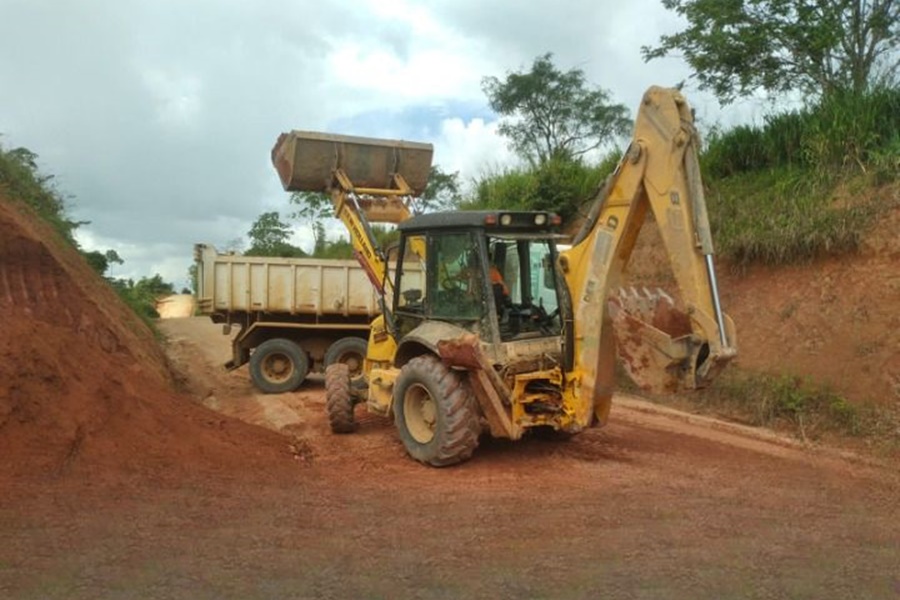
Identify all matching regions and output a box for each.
[83,249,123,277]
[462,155,614,223]
[110,274,176,319]
[246,210,306,257]
[643,0,900,103]
[415,166,463,214]
[482,53,631,165]
[290,190,332,250]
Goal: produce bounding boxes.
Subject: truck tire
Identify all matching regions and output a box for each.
[324,336,368,377]
[325,363,355,433]
[393,354,480,467]
[249,338,309,394]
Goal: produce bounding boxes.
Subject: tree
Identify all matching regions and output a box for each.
[481,53,631,165]
[109,274,176,319]
[643,0,900,103]
[82,251,109,276]
[312,221,327,256]
[463,157,610,223]
[246,211,306,257]
[415,166,463,214]
[223,237,244,254]
[188,263,199,294]
[81,248,124,277]
[132,274,175,299]
[290,191,333,249]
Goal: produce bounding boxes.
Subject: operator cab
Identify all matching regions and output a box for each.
[392,211,567,344]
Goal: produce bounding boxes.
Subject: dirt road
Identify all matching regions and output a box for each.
[2,317,898,600]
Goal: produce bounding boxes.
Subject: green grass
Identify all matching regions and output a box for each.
[699,87,900,267]
[706,168,886,267]
[702,86,900,178]
[619,363,900,453]
[685,369,899,447]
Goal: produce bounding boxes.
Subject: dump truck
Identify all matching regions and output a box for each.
[193,243,377,393]
[272,86,737,465]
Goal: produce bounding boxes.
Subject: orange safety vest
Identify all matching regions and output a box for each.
[489,266,509,296]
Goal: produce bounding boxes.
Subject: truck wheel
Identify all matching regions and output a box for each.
[325,363,355,433]
[393,355,480,467]
[324,337,368,377]
[249,338,309,394]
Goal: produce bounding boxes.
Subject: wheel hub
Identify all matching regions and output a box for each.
[404,383,436,444]
[263,353,293,383]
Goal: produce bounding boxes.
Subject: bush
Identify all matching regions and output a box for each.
[689,369,896,442]
[0,144,79,244]
[463,154,615,222]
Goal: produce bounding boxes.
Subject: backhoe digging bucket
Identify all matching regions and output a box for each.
[271,131,434,195]
[609,287,719,394]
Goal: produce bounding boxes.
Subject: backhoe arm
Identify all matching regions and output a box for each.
[560,86,737,422]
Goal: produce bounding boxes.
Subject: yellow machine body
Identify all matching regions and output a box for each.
[272,86,737,466]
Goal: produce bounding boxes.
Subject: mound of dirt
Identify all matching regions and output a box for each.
[0,198,292,486]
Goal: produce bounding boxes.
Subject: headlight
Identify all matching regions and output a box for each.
[500,214,513,226]
[534,213,547,225]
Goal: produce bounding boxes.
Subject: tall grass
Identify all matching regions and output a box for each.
[703,86,900,178]
[701,87,900,266]
[707,168,882,266]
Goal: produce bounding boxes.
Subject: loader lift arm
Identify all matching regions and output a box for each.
[271,130,434,333]
[560,86,737,423]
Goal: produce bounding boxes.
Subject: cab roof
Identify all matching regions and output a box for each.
[398,210,560,233]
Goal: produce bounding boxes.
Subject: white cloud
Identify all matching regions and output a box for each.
[141,68,204,128]
[1,0,744,289]
[435,117,518,188]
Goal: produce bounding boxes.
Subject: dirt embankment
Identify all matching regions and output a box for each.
[0,198,292,487]
[624,188,900,407]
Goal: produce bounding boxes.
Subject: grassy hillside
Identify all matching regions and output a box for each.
[702,87,900,267]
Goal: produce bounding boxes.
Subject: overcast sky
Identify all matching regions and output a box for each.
[0,0,766,289]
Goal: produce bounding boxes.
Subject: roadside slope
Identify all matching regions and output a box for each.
[0,197,292,487]
[625,189,900,407]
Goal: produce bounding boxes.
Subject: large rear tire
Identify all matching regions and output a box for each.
[325,363,355,433]
[324,337,368,378]
[393,355,480,467]
[249,338,308,394]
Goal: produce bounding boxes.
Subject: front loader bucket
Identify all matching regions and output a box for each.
[271,130,434,195]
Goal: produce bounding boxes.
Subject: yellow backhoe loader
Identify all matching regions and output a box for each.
[271,86,737,466]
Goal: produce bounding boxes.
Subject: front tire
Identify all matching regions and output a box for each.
[393,355,480,467]
[249,338,309,394]
[324,337,368,377]
[325,363,355,433]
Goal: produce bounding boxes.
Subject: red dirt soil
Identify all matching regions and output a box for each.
[2,194,900,598]
[0,198,292,488]
[625,184,900,407]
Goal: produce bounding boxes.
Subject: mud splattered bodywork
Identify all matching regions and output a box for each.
[272,86,737,465]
